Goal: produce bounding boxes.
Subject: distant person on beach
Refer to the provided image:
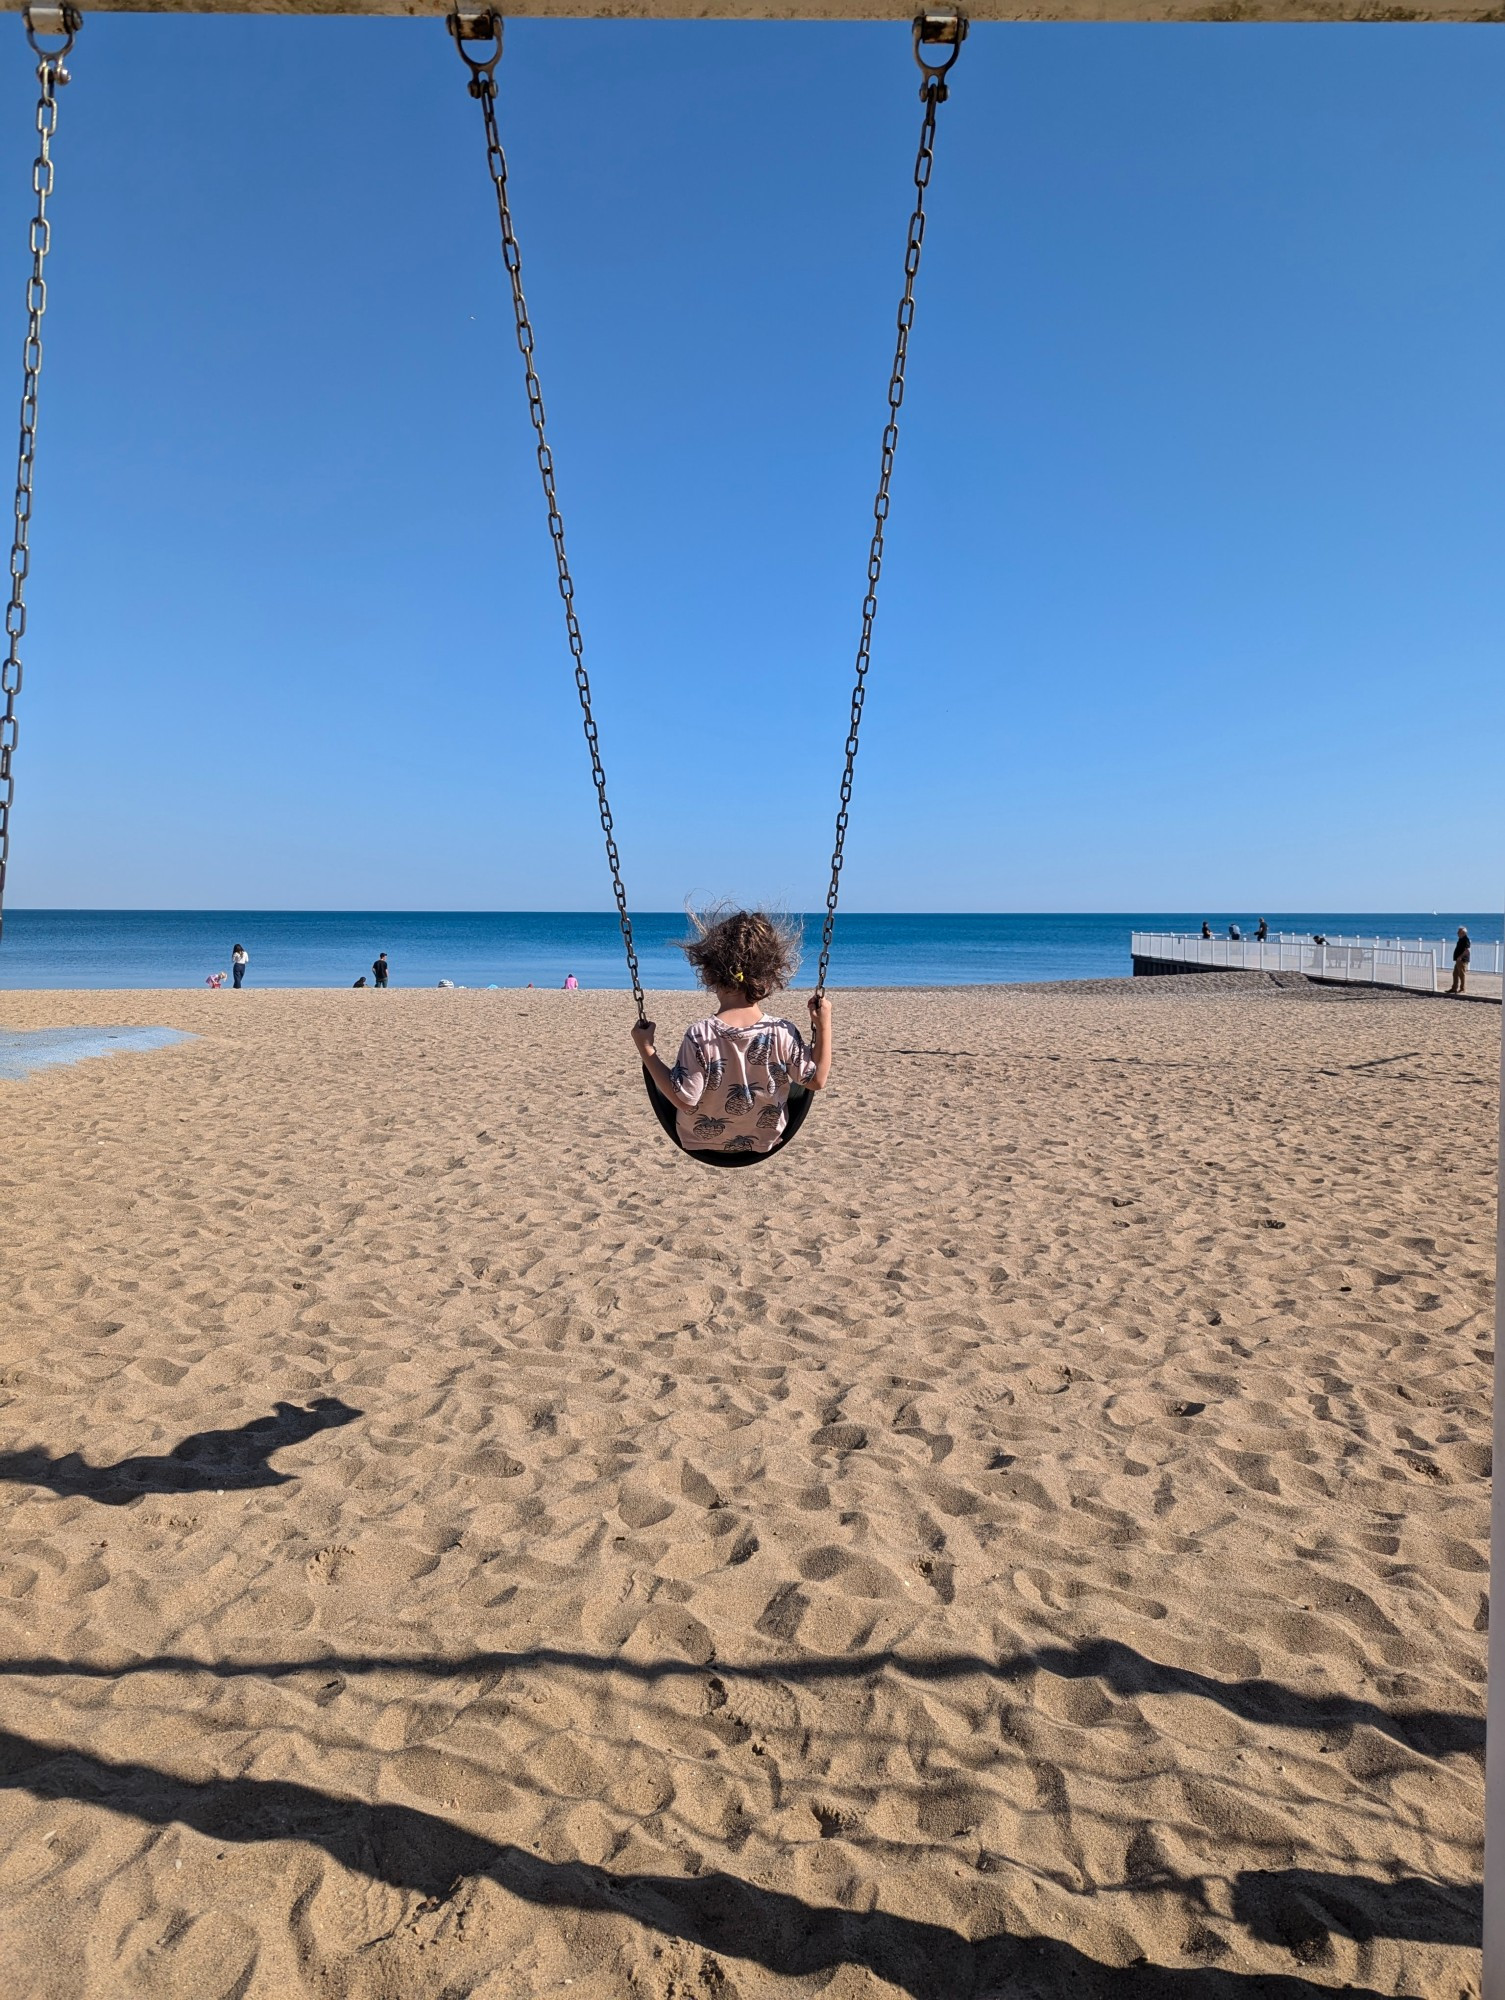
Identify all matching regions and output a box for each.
[205,971,226,989]
[1450,927,1471,995]
[1228,923,1241,941]
[373,953,389,989]
[1313,933,1328,946]
[631,909,832,1157]
[1200,921,1211,939]
[352,976,367,987]
[1255,919,1268,941]
[563,973,579,990]
[231,943,248,989]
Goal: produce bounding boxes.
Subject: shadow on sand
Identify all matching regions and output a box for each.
[0,1398,360,1506]
[997,1636,1485,1763]
[0,1721,1477,1998]
[0,1632,1480,1763]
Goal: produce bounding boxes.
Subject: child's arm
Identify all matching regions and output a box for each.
[631,1019,703,1106]
[805,995,834,1090]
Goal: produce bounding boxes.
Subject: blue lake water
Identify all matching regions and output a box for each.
[0,910,1498,991]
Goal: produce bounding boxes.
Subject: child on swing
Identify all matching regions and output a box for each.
[632,909,833,1155]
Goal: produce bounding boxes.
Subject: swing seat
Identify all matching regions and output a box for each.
[642,1068,814,1168]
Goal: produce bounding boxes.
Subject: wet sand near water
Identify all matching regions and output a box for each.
[0,978,1493,1998]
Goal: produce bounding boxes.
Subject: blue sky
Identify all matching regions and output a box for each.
[4,16,1502,912]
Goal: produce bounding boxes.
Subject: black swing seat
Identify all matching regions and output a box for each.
[642,1068,815,1168]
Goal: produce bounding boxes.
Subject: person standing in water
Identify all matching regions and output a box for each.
[231,943,248,989]
[373,953,389,989]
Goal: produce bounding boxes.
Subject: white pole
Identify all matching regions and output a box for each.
[1487,911,1505,2000]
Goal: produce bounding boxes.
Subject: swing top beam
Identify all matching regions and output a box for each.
[20,0,1503,19]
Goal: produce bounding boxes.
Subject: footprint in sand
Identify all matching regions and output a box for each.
[798,1546,903,1597]
[810,1422,868,1455]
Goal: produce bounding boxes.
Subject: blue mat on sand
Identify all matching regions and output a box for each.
[0,1025,192,1080]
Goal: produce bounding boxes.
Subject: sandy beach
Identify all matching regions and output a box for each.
[0,976,1492,1998]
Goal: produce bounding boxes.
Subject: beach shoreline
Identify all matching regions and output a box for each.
[3,909,1499,995]
[0,965,1494,993]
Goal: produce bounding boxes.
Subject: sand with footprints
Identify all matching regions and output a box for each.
[0,977,1492,1996]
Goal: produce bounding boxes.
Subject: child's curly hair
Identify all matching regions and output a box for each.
[680,907,802,1004]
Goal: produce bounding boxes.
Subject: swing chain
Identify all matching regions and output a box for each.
[0,7,78,942]
[449,10,647,1023]
[814,11,963,1001]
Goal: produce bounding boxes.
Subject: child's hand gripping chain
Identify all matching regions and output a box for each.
[632,910,833,1157]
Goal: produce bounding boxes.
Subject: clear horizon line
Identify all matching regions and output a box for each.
[4,906,1489,919]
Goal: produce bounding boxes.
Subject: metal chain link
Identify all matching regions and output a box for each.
[449,10,961,1012]
[449,11,646,1021]
[814,14,964,999]
[0,6,77,945]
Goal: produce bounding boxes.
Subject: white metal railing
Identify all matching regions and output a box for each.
[1130,931,1447,992]
[1294,931,1503,974]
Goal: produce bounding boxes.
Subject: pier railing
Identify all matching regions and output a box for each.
[1311,931,1502,974]
[1128,930,1488,992]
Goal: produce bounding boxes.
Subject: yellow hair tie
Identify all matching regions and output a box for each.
[733,970,744,983]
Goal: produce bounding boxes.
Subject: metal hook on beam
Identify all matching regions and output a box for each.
[23,5,80,62]
[913,8,966,99]
[447,7,502,97]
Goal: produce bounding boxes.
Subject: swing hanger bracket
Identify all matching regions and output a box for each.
[23,4,80,64]
[913,7,966,99]
[447,8,501,98]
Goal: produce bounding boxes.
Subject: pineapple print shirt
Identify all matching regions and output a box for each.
[664,1015,817,1154]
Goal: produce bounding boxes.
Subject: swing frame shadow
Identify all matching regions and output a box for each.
[0,1715,1475,1996]
[0,1636,1484,1985]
